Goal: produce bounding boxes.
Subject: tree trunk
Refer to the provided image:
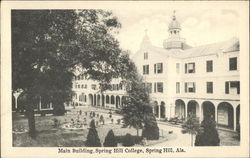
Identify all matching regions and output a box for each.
[26,94,36,139]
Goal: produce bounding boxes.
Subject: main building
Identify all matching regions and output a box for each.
[71,12,240,131]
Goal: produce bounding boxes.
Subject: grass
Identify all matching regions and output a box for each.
[13,108,174,147]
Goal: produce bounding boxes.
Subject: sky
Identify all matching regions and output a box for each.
[111,9,239,54]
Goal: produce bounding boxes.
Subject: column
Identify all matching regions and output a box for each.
[215,106,217,122]
[199,105,203,123]
[185,104,188,119]
[114,96,116,108]
[234,106,237,131]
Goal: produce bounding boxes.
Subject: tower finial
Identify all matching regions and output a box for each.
[173,10,176,20]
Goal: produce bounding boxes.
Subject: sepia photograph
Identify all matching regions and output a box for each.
[1,1,249,158]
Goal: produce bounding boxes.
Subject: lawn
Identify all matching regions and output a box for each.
[12,107,175,147]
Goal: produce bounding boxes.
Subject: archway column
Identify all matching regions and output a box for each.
[199,106,202,123]
[234,106,237,131]
[215,105,217,123]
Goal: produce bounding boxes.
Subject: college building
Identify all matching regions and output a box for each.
[71,12,240,131]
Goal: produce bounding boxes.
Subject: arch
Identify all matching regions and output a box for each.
[94,94,97,106]
[116,96,120,108]
[160,101,166,118]
[121,96,126,107]
[217,102,234,129]
[88,94,93,106]
[102,95,105,107]
[106,95,110,104]
[236,105,240,127]
[187,100,199,118]
[153,101,159,118]
[111,95,115,104]
[202,101,215,120]
[175,99,186,119]
[97,94,101,106]
[84,95,87,102]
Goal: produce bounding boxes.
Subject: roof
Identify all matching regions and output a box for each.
[134,37,239,60]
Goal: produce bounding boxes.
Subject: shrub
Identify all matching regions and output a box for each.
[142,116,159,140]
[195,117,220,146]
[103,130,117,147]
[117,119,121,125]
[52,118,60,128]
[85,128,101,147]
[122,133,135,147]
[99,115,104,125]
[90,119,96,129]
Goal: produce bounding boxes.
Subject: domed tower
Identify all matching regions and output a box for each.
[163,10,186,49]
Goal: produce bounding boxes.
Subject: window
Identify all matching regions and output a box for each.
[91,84,97,90]
[144,83,152,93]
[78,85,80,88]
[176,63,180,73]
[143,65,149,75]
[154,63,163,74]
[225,81,240,94]
[229,57,237,71]
[206,82,213,93]
[154,82,163,93]
[185,63,195,73]
[144,52,148,60]
[176,82,180,93]
[81,84,84,88]
[185,82,196,93]
[206,60,213,72]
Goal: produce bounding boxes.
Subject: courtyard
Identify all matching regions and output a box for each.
[12,106,240,147]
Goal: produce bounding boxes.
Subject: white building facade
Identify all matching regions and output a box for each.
[72,12,240,131]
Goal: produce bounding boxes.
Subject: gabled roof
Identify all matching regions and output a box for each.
[133,37,239,60]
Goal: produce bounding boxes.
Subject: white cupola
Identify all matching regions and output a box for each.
[163,10,186,50]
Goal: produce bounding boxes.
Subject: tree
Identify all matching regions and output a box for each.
[121,77,151,137]
[181,113,200,146]
[120,55,159,139]
[103,129,117,147]
[12,10,122,138]
[122,133,135,147]
[195,117,220,146]
[85,119,101,147]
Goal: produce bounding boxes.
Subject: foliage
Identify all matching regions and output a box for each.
[12,10,123,137]
[195,117,220,146]
[122,133,135,147]
[120,57,159,137]
[142,114,159,140]
[85,128,101,147]
[52,118,60,128]
[181,114,200,146]
[90,119,96,129]
[85,118,101,147]
[103,129,117,147]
